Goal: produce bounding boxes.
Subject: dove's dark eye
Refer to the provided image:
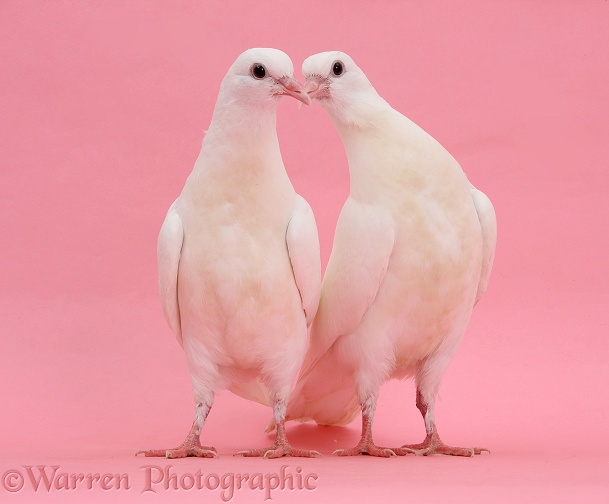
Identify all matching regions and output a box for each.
[251,64,266,79]
[332,61,344,76]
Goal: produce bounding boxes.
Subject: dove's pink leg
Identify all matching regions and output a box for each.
[136,401,218,458]
[395,388,489,457]
[334,396,397,457]
[235,398,320,458]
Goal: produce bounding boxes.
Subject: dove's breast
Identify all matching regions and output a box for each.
[175,184,306,370]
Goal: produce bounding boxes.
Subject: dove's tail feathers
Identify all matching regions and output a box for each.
[264,419,276,433]
[228,377,272,408]
[469,185,497,304]
[286,349,360,426]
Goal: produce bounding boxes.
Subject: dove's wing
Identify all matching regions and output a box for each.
[304,199,395,369]
[285,199,395,424]
[157,201,184,345]
[470,185,497,303]
[286,195,322,326]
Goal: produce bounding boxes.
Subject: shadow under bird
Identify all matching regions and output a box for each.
[282,51,497,457]
[137,48,321,459]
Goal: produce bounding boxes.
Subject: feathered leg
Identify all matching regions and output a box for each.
[235,395,321,458]
[334,395,396,457]
[137,392,218,458]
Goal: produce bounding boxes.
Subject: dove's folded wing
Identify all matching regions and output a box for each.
[157,202,184,345]
[470,185,497,303]
[286,195,322,327]
[301,199,395,374]
[286,200,395,424]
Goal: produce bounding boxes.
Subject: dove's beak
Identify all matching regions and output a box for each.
[304,79,320,99]
[277,76,311,106]
[303,77,329,100]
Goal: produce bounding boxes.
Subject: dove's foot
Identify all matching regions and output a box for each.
[136,444,218,459]
[136,441,218,458]
[335,399,396,457]
[235,444,320,459]
[136,427,218,458]
[395,432,489,457]
[136,402,218,458]
[334,441,396,458]
[238,411,320,458]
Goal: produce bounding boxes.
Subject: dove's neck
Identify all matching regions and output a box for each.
[196,103,284,175]
[182,103,292,205]
[333,105,394,192]
[334,109,451,202]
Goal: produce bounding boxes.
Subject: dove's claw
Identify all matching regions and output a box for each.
[235,444,320,458]
[137,424,218,459]
[234,449,263,457]
[393,446,417,455]
[335,404,400,457]
[334,443,397,458]
[136,444,218,459]
[238,415,320,458]
[397,431,489,457]
[166,446,218,459]
[135,449,160,457]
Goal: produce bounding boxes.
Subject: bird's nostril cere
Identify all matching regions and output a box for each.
[304,80,320,96]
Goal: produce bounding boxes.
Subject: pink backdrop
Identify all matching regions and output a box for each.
[1,1,608,502]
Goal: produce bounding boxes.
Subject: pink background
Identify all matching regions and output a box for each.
[1,1,608,502]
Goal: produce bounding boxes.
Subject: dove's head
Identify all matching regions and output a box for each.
[302,51,384,126]
[220,48,310,109]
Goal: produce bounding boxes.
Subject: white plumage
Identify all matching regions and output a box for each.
[285,51,497,457]
[138,48,321,459]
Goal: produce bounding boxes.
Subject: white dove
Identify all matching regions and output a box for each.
[284,51,496,457]
[137,48,321,459]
